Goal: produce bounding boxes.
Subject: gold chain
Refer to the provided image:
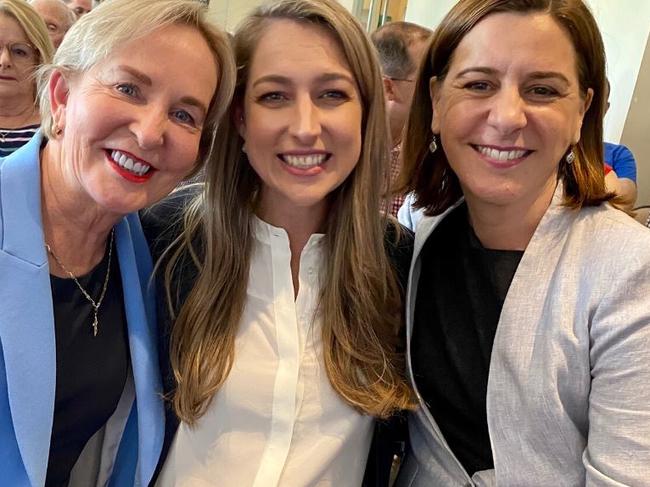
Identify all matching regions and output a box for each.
[45,229,114,337]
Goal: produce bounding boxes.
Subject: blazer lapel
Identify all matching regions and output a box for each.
[486,184,578,453]
[0,133,57,487]
[115,216,164,486]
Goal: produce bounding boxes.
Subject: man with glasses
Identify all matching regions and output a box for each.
[372,21,431,217]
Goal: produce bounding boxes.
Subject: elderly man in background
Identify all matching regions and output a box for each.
[62,0,90,16]
[372,21,431,216]
[30,0,75,48]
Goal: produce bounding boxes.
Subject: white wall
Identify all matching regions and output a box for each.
[210,0,358,31]
[404,0,457,32]
[404,0,650,145]
[208,0,264,31]
[588,0,650,143]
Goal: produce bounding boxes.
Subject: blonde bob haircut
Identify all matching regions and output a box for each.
[0,0,53,90]
[165,0,413,423]
[398,0,614,216]
[37,0,236,168]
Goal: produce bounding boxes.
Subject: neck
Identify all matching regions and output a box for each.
[257,195,328,297]
[0,94,38,128]
[465,178,557,251]
[40,141,121,277]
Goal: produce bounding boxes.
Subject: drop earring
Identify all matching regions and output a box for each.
[429,134,438,153]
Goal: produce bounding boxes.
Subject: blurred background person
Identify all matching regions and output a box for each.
[30,0,75,49]
[0,0,52,156]
[372,21,431,217]
[603,79,637,210]
[0,0,235,485]
[395,0,650,485]
[62,0,89,17]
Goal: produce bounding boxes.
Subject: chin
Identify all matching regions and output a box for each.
[92,191,144,216]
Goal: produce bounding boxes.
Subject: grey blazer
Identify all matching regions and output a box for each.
[397,186,650,486]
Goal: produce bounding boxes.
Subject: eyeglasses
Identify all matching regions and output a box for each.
[0,42,37,64]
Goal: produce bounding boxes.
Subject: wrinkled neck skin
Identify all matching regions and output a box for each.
[40,139,121,277]
[0,92,39,128]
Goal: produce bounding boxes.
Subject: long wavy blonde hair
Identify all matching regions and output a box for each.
[164,0,413,425]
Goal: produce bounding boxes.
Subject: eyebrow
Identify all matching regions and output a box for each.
[252,72,356,88]
[456,66,570,85]
[117,65,209,116]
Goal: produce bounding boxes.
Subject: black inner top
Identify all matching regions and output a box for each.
[46,238,130,487]
[412,203,523,476]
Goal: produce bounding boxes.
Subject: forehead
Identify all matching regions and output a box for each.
[0,13,28,41]
[249,19,353,80]
[89,24,217,97]
[70,0,91,9]
[450,12,578,78]
[34,1,69,22]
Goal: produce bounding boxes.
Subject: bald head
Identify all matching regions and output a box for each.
[31,0,76,48]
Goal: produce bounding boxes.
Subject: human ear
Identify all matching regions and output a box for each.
[383,76,398,102]
[49,70,70,132]
[429,76,441,133]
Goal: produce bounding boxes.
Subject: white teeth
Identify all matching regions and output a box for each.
[111,149,151,176]
[478,146,527,161]
[283,154,327,168]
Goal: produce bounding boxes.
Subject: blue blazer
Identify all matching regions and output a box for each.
[0,133,164,487]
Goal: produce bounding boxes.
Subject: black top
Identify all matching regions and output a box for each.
[411,203,523,476]
[46,238,130,487]
[140,186,414,487]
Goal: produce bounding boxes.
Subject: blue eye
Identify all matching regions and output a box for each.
[172,109,195,125]
[321,90,349,101]
[116,83,138,97]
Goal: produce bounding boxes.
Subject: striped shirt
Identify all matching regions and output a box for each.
[0,124,39,157]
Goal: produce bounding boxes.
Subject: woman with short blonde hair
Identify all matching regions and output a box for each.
[0,0,235,485]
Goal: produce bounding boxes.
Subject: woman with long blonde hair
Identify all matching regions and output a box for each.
[146,0,413,485]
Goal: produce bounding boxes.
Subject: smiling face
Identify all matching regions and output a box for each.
[50,23,217,216]
[238,19,363,221]
[0,13,38,100]
[431,12,592,214]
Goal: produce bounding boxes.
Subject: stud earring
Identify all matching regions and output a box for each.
[429,134,438,153]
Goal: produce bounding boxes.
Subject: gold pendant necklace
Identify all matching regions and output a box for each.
[45,229,114,337]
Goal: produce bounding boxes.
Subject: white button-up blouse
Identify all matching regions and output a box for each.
[157,217,374,487]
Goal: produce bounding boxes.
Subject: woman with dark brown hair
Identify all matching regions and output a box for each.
[396,0,650,485]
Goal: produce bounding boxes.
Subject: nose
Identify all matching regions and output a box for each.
[131,106,166,150]
[288,94,321,143]
[486,85,527,135]
[0,46,12,68]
